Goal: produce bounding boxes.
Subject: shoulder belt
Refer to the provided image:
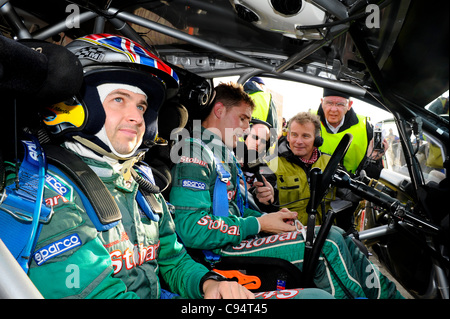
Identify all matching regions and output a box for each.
[44,145,161,227]
[43,144,122,228]
[189,138,247,217]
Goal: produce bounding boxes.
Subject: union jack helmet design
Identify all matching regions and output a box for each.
[72,33,179,97]
[44,34,179,153]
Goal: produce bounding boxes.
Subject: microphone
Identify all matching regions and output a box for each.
[0,36,83,104]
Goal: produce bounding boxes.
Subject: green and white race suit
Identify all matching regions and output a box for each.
[6,146,209,299]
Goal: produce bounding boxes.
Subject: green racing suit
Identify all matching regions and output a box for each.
[169,127,403,299]
[5,147,209,299]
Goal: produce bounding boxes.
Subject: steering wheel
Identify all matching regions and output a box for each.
[302,133,353,287]
[312,133,353,211]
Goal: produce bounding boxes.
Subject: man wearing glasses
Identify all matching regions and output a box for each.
[317,88,388,231]
[317,88,387,178]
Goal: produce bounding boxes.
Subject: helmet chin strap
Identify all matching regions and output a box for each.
[72,135,145,181]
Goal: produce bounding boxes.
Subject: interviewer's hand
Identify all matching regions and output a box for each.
[253,175,274,205]
[203,280,255,299]
[257,209,297,234]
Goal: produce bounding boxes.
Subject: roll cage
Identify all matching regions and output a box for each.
[0,0,448,299]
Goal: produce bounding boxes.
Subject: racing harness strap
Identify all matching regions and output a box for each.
[44,144,122,228]
[44,144,161,226]
[213,155,232,217]
[0,138,51,273]
[190,138,248,217]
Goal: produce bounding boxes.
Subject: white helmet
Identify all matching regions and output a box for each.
[43,34,179,156]
[230,0,327,39]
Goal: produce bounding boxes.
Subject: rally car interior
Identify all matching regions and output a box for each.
[0,0,448,299]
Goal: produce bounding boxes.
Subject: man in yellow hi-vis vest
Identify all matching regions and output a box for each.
[317,88,388,230]
[244,77,279,134]
[317,88,387,178]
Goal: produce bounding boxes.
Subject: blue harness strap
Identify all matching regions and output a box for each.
[0,138,52,273]
[190,138,247,217]
[235,164,248,215]
[0,139,165,276]
[160,289,180,299]
[1,139,123,274]
[212,158,231,217]
[47,165,120,232]
[213,150,248,217]
[49,163,161,227]
[184,138,250,266]
[201,249,222,266]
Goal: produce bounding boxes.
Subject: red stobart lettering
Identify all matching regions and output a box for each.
[197,215,240,236]
[232,231,301,250]
[180,156,208,167]
[109,241,160,275]
[110,250,123,274]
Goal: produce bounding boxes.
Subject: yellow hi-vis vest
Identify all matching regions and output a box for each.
[319,114,369,174]
[269,154,335,225]
[249,91,271,121]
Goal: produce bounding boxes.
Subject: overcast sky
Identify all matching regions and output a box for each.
[215,76,393,125]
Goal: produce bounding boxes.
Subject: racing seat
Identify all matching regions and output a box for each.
[185,247,303,292]
[145,100,189,199]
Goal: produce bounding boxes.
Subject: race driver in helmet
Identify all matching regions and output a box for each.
[5,33,253,299]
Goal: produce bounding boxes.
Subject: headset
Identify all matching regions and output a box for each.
[286,113,323,148]
[314,133,324,148]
